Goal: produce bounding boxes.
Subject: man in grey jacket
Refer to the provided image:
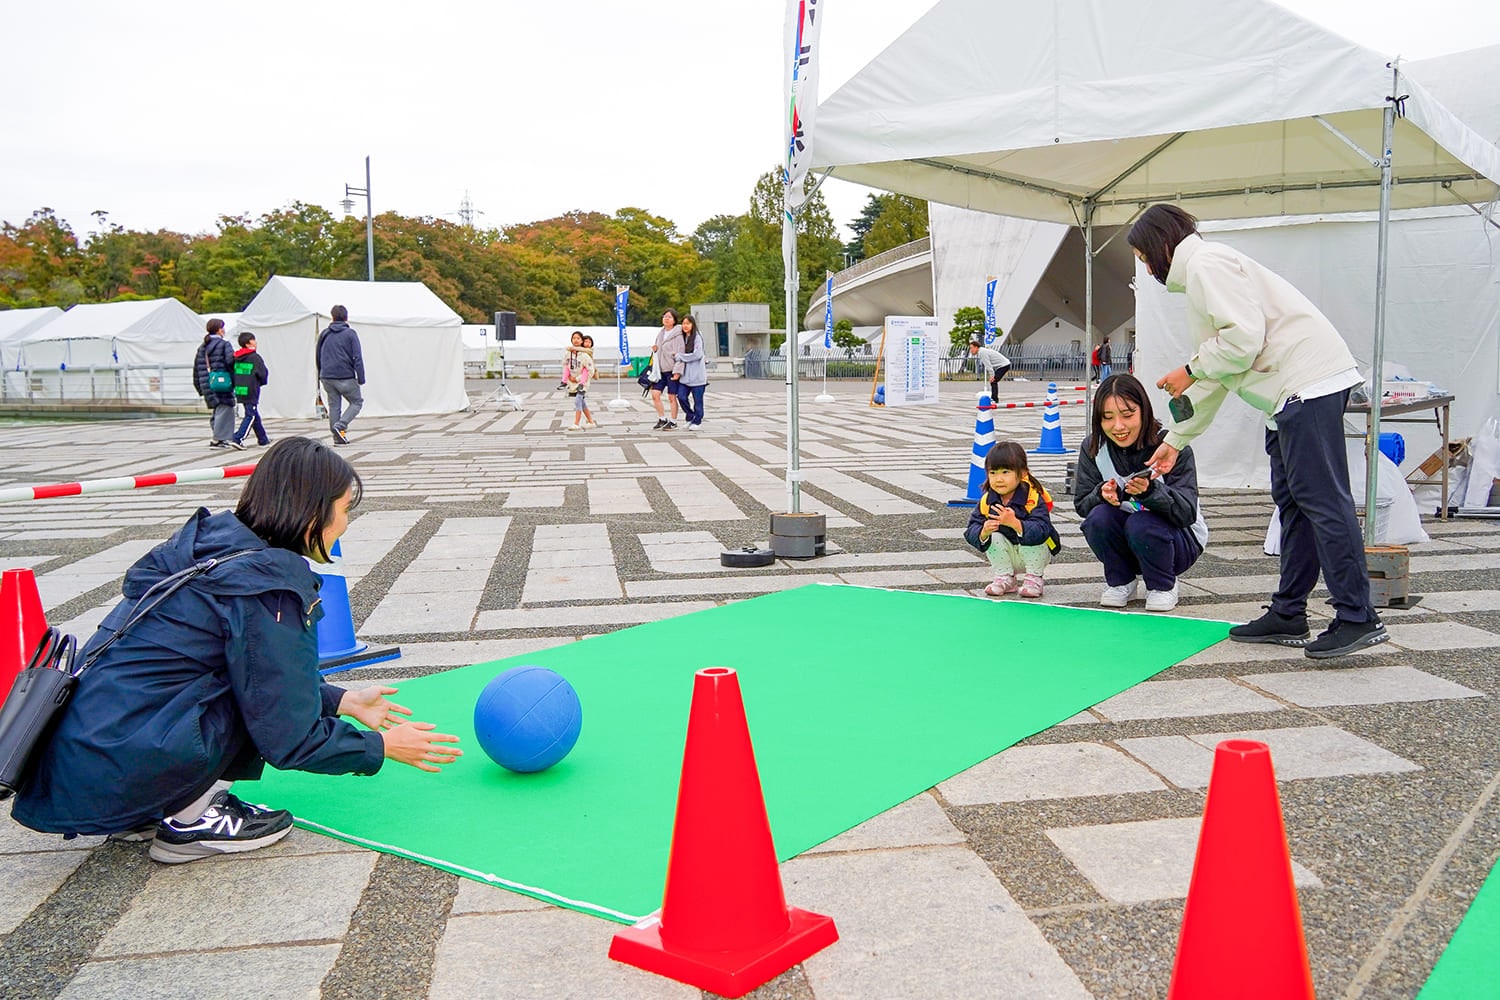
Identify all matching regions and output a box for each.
[316,305,365,446]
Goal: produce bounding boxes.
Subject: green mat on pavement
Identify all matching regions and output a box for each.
[1418,859,1500,999]
[240,584,1228,923]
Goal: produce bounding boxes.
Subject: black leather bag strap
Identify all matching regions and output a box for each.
[76,549,257,677]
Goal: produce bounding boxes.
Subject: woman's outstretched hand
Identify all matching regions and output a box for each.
[338,685,413,732]
[382,722,463,772]
[1147,441,1180,475]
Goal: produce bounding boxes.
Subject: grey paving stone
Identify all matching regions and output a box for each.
[1183,638,1398,666]
[625,573,843,598]
[95,852,376,956]
[0,801,103,854]
[474,602,716,632]
[1093,677,1284,721]
[430,908,696,1000]
[940,742,1167,805]
[505,486,568,508]
[1416,589,1500,613]
[1387,621,1500,651]
[1117,725,1421,789]
[787,846,1092,1000]
[57,944,340,1000]
[1242,664,1484,708]
[449,877,555,916]
[0,851,90,935]
[806,793,966,853]
[1045,816,1322,904]
[1187,572,1293,596]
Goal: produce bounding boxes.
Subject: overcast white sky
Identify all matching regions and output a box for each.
[3,0,1497,245]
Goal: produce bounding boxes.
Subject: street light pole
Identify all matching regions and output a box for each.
[345,156,374,281]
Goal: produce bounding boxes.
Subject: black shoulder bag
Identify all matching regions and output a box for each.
[0,551,254,800]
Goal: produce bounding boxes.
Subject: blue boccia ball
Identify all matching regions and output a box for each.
[473,666,583,773]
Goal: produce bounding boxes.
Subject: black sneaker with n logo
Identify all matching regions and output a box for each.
[148,791,294,865]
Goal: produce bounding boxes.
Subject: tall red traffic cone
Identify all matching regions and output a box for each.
[1,568,49,709]
[609,667,838,997]
[1168,739,1314,1000]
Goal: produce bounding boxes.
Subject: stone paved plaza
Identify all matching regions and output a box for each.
[2,377,1498,1000]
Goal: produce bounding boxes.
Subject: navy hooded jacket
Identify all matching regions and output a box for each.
[12,509,384,836]
[316,321,365,383]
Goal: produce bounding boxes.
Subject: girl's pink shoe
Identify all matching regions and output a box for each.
[984,574,1018,597]
[1018,573,1045,598]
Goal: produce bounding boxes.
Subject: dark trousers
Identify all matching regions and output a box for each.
[234,403,268,445]
[1266,390,1375,623]
[677,383,705,425]
[1082,504,1201,591]
[988,364,1011,402]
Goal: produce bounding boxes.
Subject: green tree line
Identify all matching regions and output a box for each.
[1,174,927,330]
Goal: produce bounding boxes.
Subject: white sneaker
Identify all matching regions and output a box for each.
[1145,584,1180,612]
[1100,580,1139,608]
[565,424,580,432]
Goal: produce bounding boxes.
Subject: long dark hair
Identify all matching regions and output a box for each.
[235,437,362,561]
[1127,204,1198,285]
[681,314,698,353]
[984,440,1048,498]
[203,317,224,344]
[1086,373,1163,458]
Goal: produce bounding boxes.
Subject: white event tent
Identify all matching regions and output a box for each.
[9,298,207,402]
[239,277,467,420]
[810,0,1500,524]
[0,306,64,370]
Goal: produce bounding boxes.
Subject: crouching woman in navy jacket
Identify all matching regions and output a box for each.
[1074,374,1207,613]
[12,437,461,863]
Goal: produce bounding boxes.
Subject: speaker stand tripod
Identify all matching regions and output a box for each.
[476,341,523,411]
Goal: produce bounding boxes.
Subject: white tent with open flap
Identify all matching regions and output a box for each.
[239,276,467,420]
[809,0,1500,536]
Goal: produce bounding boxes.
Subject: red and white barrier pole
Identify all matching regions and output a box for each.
[0,463,258,504]
[981,399,1087,410]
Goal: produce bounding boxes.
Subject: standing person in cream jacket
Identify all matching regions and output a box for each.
[1129,203,1386,661]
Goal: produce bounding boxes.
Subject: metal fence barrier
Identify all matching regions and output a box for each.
[1,363,200,406]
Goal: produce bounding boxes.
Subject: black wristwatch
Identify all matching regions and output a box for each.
[1184,362,1194,378]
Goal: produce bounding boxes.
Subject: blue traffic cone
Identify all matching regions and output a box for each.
[948,391,995,507]
[315,539,401,674]
[1030,382,1073,455]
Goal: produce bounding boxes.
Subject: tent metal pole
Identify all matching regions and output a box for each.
[1363,68,1399,546]
[1085,201,1096,416]
[784,207,802,514]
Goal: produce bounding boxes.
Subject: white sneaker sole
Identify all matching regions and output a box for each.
[148,823,292,864]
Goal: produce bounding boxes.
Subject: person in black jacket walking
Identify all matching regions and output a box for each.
[193,319,240,450]
[231,331,271,447]
[315,304,365,445]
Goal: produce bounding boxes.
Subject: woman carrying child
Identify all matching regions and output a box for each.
[963,440,1061,599]
[565,336,597,431]
[1074,373,1206,612]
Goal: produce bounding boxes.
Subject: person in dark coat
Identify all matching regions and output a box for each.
[315,304,366,446]
[193,318,239,450]
[1074,373,1207,612]
[11,438,461,863]
[231,330,271,447]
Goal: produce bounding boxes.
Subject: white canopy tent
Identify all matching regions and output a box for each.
[0,306,64,369]
[12,298,204,369]
[811,0,1500,536]
[239,277,467,420]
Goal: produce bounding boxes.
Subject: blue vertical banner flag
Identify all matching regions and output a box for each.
[984,276,998,345]
[783,0,824,215]
[615,286,630,366]
[823,271,834,349]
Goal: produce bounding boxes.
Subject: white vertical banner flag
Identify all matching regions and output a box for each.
[984,276,998,345]
[783,0,824,215]
[823,271,834,349]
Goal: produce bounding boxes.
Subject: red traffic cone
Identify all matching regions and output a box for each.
[1,568,49,709]
[609,667,838,997]
[1168,739,1314,1000]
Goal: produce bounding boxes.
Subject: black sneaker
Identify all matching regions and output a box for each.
[652,418,666,430]
[228,438,245,451]
[1228,606,1311,646]
[1305,618,1389,660]
[665,420,678,430]
[332,427,349,446]
[148,790,293,864]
